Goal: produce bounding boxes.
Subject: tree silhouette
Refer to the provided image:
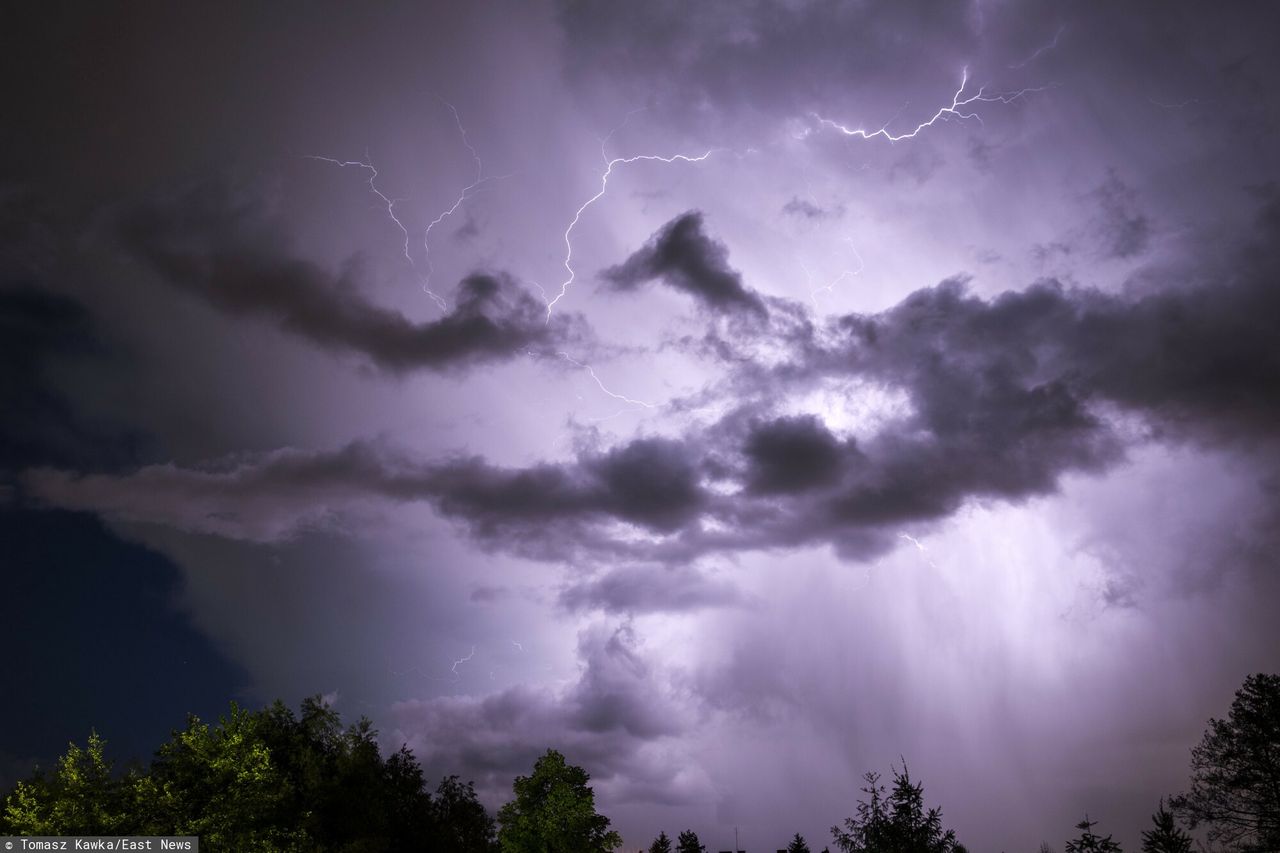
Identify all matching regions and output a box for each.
[1170,673,1280,852]
[650,830,674,853]
[433,775,501,853]
[677,829,707,853]
[1140,800,1192,853]
[787,831,812,853]
[496,749,621,853]
[830,763,965,853]
[1064,816,1122,853]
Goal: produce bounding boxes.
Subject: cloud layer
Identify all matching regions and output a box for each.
[117,184,583,373]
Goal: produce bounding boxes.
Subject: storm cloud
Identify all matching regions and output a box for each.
[31,193,1280,564]
[389,623,698,806]
[116,184,582,373]
[602,212,768,317]
[10,3,1280,849]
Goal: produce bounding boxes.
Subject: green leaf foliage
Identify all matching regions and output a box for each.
[496,749,622,853]
[0,697,498,853]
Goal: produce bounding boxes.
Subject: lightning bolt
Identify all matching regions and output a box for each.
[305,152,450,310]
[306,151,450,312]
[1009,25,1066,69]
[307,101,507,314]
[557,351,655,413]
[803,238,866,306]
[421,98,509,300]
[812,67,1049,143]
[512,640,524,652]
[899,532,939,569]
[544,130,716,320]
[450,645,476,680]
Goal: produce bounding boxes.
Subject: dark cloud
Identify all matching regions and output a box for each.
[602,211,768,317]
[390,624,693,805]
[22,441,422,543]
[742,414,847,495]
[23,436,707,553]
[560,0,978,132]
[559,565,745,615]
[1091,170,1150,259]
[404,437,709,561]
[821,200,1280,446]
[0,284,143,479]
[468,584,510,604]
[116,183,583,374]
[29,193,1280,565]
[781,197,845,221]
[25,183,1280,581]
[1,286,99,473]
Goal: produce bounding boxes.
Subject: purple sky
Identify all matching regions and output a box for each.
[4,2,1280,850]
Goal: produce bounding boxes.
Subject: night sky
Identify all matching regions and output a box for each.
[3,2,1279,850]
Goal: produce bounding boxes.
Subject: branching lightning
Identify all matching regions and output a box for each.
[304,152,450,312]
[557,352,656,415]
[308,101,505,314]
[812,68,1048,143]
[544,131,716,320]
[421,98,509,300]
[305,153,450,313]
[802,238,866,306]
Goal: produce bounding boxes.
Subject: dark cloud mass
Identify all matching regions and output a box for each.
[560,0,979,130]
[603,211,768,317]
[781,197,845,221]
[0,286,121,475]
[32,194,1280,564]
[117,184,581,373]
[391,624,690,805]
[1091,170,1151,259]
[743,414,847,495]
[558,565,745,615]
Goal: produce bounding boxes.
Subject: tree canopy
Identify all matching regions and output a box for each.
[1064,816,1122,853]
[649,829,674,853]
[0,697,496,853]
[676,828,707,853]
[787,831,813,853]
[496,748,622,853]
[830,763,966,853]
[5,672,1279,852]
[1140,800,1192,853]
[1170,673,1280,853]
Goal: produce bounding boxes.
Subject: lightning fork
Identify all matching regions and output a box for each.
[544,129,716,321]
[421,98,510,300]
[813,67,1049,143]
[306,152,450,312]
